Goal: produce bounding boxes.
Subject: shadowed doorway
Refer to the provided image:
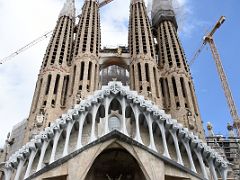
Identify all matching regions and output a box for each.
[85,148,146,180]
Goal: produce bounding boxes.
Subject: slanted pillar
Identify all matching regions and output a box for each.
[49,130,62,163]
[194,149,208,179]
[104,97,112,135]
[14,158,25,180]
[131,104,143,144]
[37,140,49,171]
[24,150,38,179]
[157,120,170,158]
[3,167,13,180]
[145,113,157,151]
[90,104,100,142]
[62,120,74,157]
[120,97,128,136]
[76,112,87,149]
[181,137,197,173]
[169,128,183,165]
[208,157,218,180]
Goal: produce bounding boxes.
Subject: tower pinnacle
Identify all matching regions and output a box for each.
[59,0,75,19]
[151,0,177,28]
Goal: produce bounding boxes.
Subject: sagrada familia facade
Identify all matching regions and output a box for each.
[0,0,235,179]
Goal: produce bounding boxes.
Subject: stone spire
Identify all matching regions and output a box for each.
[151,0,177,28]
[152,0,204,138]
[69,0,100,104]
[59,0,75,19]
[24,0,75,143]
[128,0,162,105]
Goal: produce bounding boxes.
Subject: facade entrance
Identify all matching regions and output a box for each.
[85,148,146,180]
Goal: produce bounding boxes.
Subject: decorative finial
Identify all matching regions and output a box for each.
[59,0,75,19]
[207,122,215,137]
[227,123,235,137]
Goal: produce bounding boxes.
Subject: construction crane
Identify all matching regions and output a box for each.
[0,0,114,65]
[190,16,240,137]
[0,31,53,65]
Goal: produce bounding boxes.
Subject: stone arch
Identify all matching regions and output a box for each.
[84,147,147,180]
[108,98,122,114]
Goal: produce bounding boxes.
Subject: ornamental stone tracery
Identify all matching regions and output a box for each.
[3,82,228,180]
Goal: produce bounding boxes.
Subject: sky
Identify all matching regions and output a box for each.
[0,0,239,147]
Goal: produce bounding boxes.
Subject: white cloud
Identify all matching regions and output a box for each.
[0,0,194,148]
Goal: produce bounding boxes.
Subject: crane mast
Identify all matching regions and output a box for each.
[204,16,240,136]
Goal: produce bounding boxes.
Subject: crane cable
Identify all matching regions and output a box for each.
[0,0,114,65]
[0,31,53,65]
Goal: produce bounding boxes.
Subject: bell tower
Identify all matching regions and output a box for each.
[129,0,162,105]
[69,0,100,105]
[152,0,204,138]
[24,0,75,142]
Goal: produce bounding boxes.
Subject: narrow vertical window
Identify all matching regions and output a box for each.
[71,66,76,94]
[88,62,92,80]
[54,74,60,94]
[172,77,178,97]
[94,64,98,90]
[45,74,52,95]
[138,63,142,81]
[80,62,85,81]
[154,67,159,98]
[132,65,135,90]
[61,75,69,106]
[160,78,165,97]
[145,63,149,82]
[180,77,186,98]
[33,78,43,112]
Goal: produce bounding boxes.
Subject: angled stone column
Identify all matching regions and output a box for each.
[179,128,196,173]
[24,149,38,179]
[120,97,129,136]
[131,104,143,144]
[157,120,170,158]
[194,149,208,179]
[62,119,74,157]
[208,158,218,180]
[37,140,50,171]
[3,167,13,180]
[145,113,157,151]
[14,158,25,180]
[90,104,100,142]
[169,122,183,165]
[49,130,62,164]
[76,112,87,149]
[104,97,113,135]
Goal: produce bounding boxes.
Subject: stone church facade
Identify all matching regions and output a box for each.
[0,0,229,179]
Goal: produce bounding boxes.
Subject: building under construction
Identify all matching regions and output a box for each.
[0,0,239,179]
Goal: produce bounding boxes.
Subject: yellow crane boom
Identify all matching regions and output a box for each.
[191,16,240,136]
